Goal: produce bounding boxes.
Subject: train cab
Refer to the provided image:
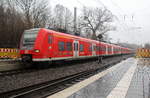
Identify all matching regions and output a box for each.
[20,28,50,62]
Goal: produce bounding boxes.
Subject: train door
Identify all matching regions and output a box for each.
[92,44,96,56]
[73,40,79,57]
[112,46,114,55]
[48,35,53,57]
[106,45,108,55]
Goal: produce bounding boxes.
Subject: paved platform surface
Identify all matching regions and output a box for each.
[47,58,150,98]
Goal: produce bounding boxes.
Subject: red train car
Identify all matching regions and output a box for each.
[19,28,131,62]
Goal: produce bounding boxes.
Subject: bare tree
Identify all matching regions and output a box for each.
[64,8,73,32]
[13,0,50,29]
[0,1,25,47]
[81,7,114,40]
[0,1,116,48]
[50,4,73,33]
[54,4,65,29]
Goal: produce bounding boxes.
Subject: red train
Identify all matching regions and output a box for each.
[19,28,131,62]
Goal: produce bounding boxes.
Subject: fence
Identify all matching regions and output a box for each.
[136,48,150,58]
[0,48,20,59]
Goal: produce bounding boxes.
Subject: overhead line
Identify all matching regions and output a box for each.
[94,0,129,32]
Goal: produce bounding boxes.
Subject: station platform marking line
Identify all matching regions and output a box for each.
[106,61,137,98]
[47,58,135,98]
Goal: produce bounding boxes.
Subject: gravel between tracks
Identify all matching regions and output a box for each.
[0,55,131,93]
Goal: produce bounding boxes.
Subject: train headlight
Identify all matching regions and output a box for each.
[34,49,40,53]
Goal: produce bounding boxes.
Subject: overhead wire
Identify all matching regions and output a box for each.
[109,0,142,44]
[94,0,131,33]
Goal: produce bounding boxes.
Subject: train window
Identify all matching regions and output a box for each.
[101,46,105,51]
[89,45,92,51]
[104,47,106,51]
[99,46,101,51]
[108,47,111,52]
[96,46,99,51]
[22,29,39,46]
[102,46,104,51]
[48,35,52,44]
[58,41,65,51]
[114,48,117,52]
[80,44,84,52]
[117,48,119,52]
[66,42,72,51]
[101,46,103,51]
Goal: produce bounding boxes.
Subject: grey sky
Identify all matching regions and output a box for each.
[50,0,150,45]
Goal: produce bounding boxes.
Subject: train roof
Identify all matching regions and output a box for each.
[43,28,100,43]
[28,28,130,49]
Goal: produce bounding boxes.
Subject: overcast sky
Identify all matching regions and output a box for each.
[50,0,150,45]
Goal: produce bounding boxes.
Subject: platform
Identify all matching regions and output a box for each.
[47,58,150,98]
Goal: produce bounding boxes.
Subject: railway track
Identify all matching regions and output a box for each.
[0,59,120,98]
[0,54,131,77]
[0,60,94,77]
[0,61,41,76]
[0,56,105,77]
[0,68,37,76]
[0,55,132,98]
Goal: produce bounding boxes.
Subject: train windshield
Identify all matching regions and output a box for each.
[22,28,40,49]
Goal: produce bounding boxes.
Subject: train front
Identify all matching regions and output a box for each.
[19,28,40,62]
